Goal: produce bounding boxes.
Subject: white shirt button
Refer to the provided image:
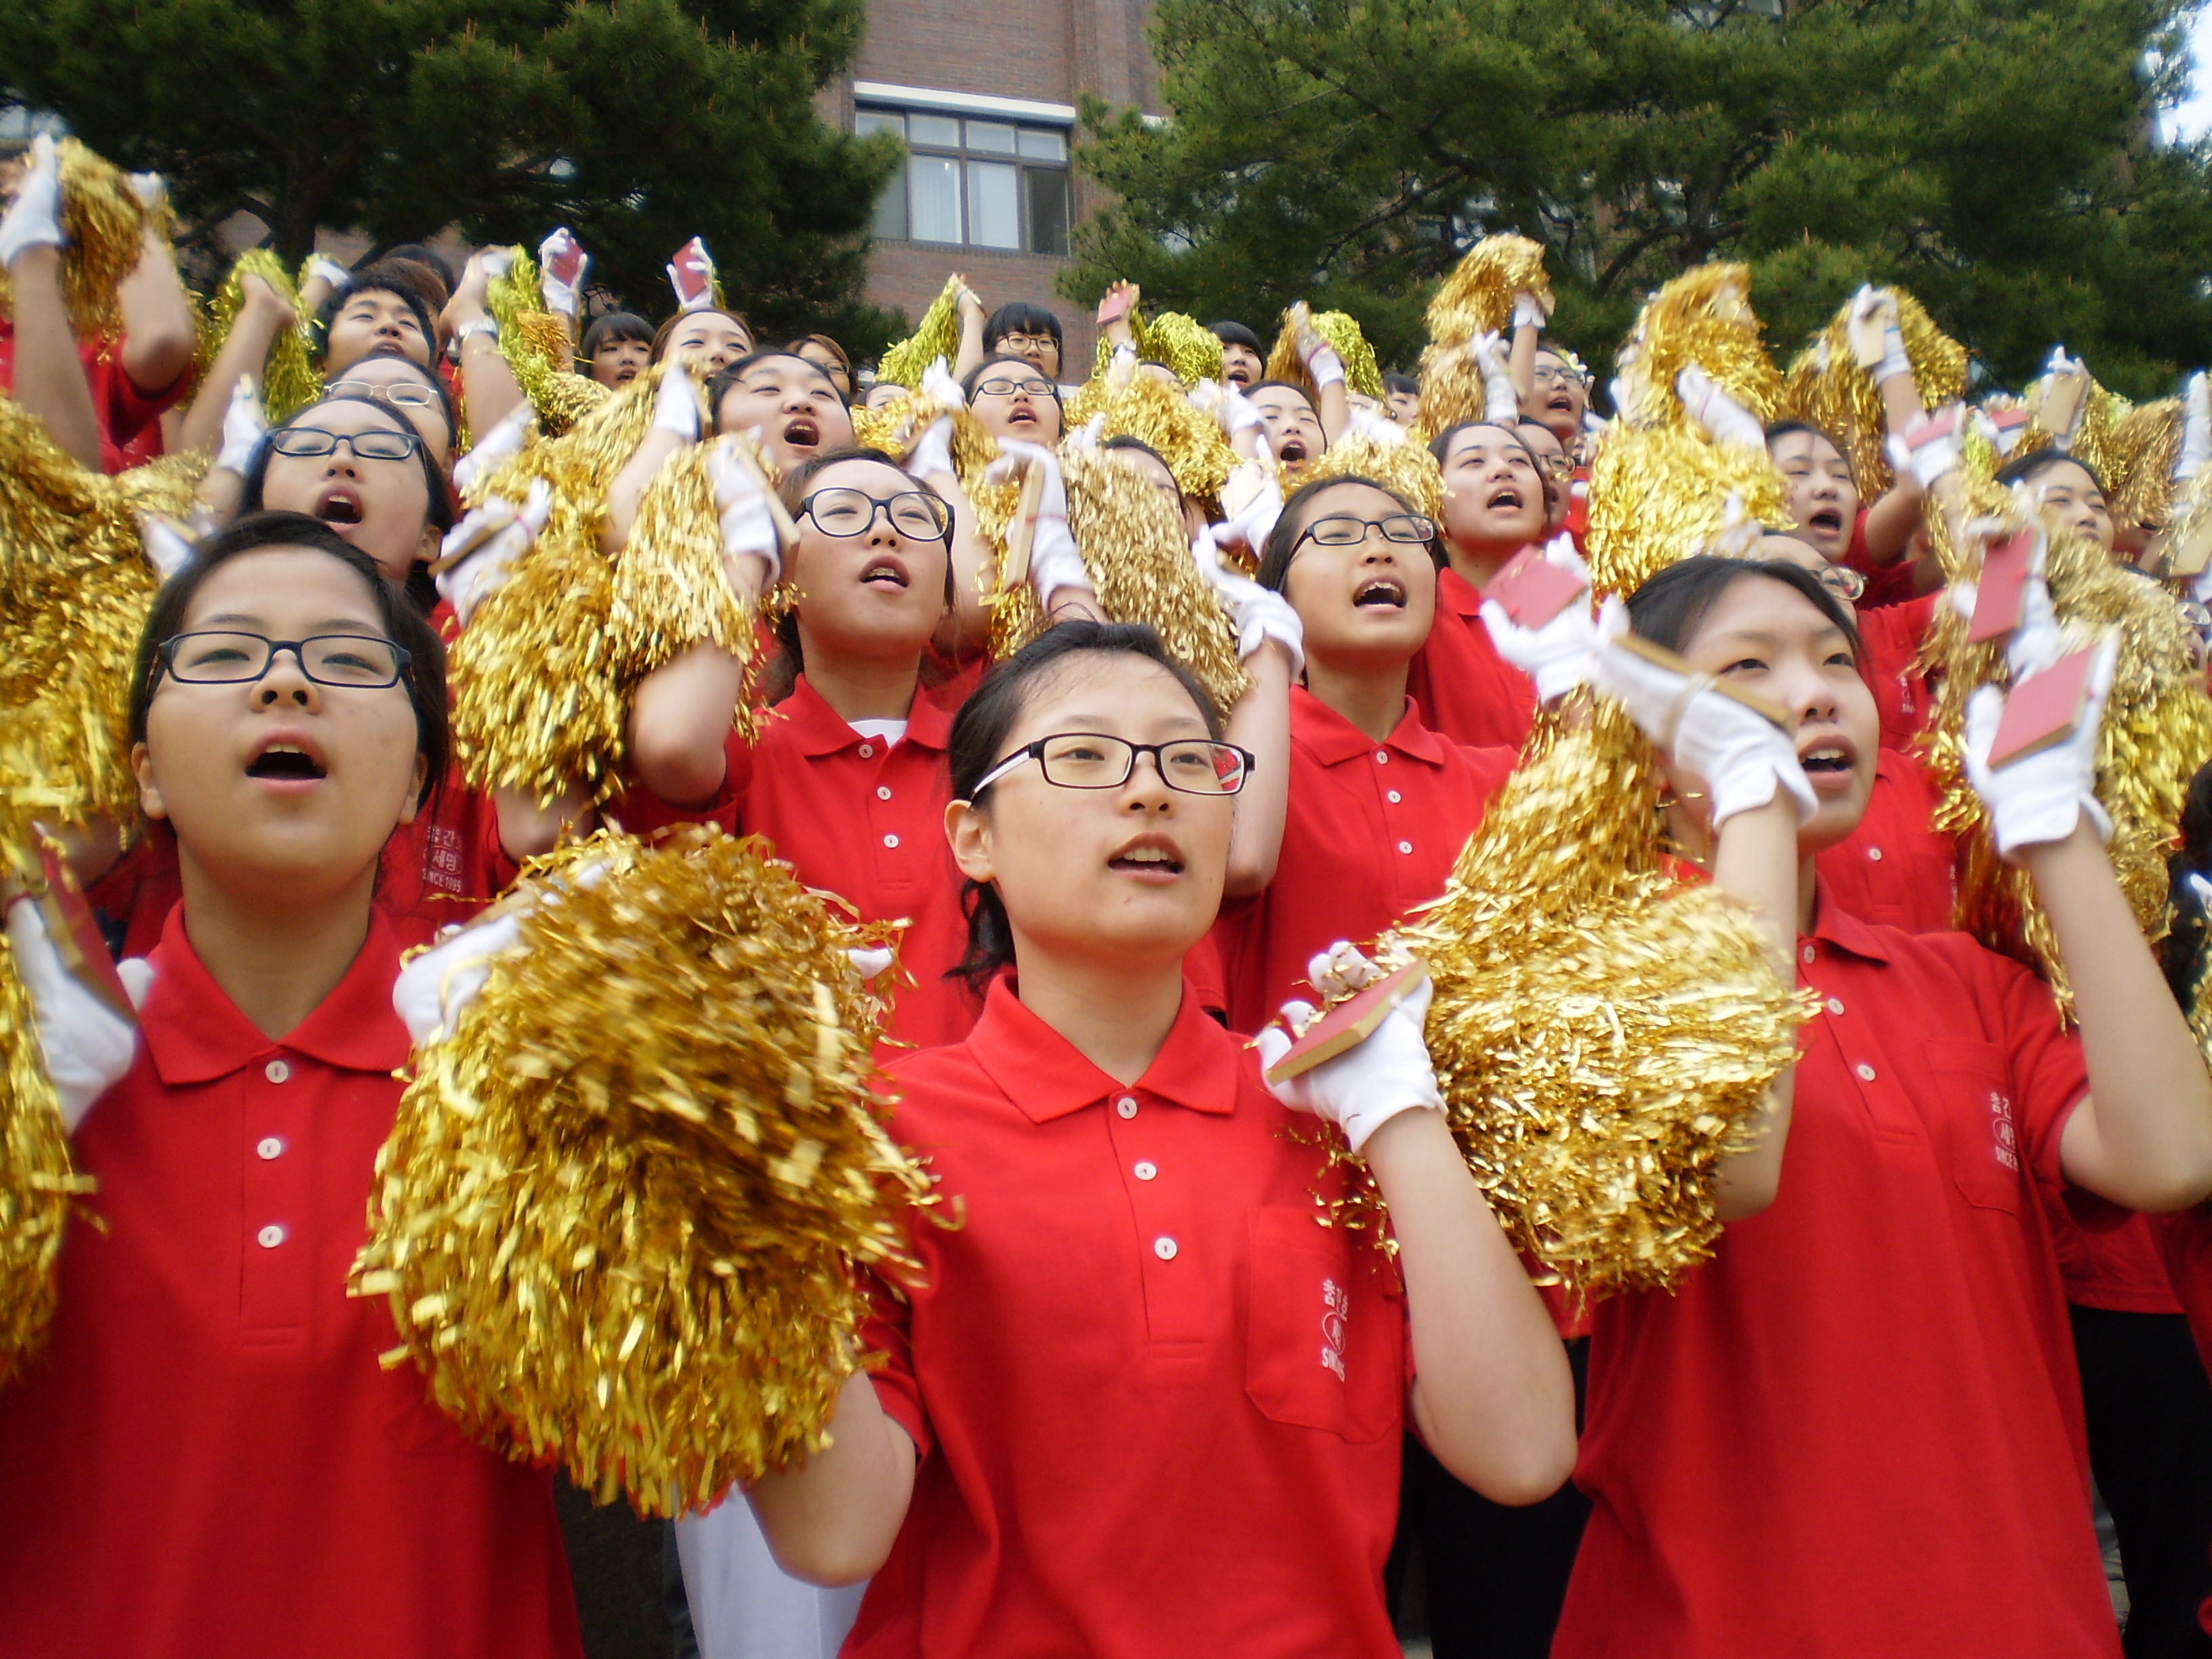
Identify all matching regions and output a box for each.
[1116,1096,1138,1119]
[1801,944,1816,965]
[876,785,893,800]
[1153,1235,1178,1261]
[264,1059,289,1084]
[1134,1160,1158,1181]
[882,833,900,848]
[1866,846,1883,861]
[1856,1062,1877,1082]
[858,743,875,758]
[1824,997,1845,1017]
[1387,790,1402,804]
[1374,751,1390,764]
[256,1224,286,1249]
[256,1136,284,1161]
[1397,840,1414,855]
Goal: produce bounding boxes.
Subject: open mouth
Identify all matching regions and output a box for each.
[1227,367,1252,388]
[1486,486,1523,512]
[782,415,821,449]
[1807,507,1844,537]
[1547,392,1574,414]
[1799,742,1854,777]
[1007,405,1038,427]
[1277,438,1308,466]
[1354,576,1407,609]
[860,556,910,590]
[246,739,327,781]
[314,485,365,527]
[1109,834,1185,877]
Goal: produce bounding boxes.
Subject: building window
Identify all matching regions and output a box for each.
[859,108,1071,257]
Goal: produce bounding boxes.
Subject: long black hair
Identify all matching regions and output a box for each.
[1624,555,1862,663]
[944,621,1223,993]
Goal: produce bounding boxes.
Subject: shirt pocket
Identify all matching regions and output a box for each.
[1923,1036,2028,1215]
[1244,1206,1401,1444]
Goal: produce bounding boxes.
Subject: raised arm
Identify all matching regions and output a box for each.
[443,251,527,436]
[114,205,197,403]
[1,139,99,469]
[176,273,293,458]
[746,1371,918,1585]
[951,276,987,382]
[602,363,701,554]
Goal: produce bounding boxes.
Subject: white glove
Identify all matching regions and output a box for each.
[702,434,783,590]
[1472,331,1519,424]
[537,228,588,319]
[1215,382,1265,439]
[1947,521,2063,676]
[1298,321,1345,390]
[1887,403,1964,491]
[214,375,268,475]
[1513,289,1550,332]
[1193,527,1304,677]
[989,439,1092,609]
[848,946,895,983]
[1214,460,1284,558]
[668,237,717,312]
[653,359,703,441]
[137,512,197,581]
[1963,632,2117,859]
[2179,373,2210,484]
[6,897,138,1133]
[304,254,352,295]
[0,134,65,267]
[125,171,166,212]
[1479,533,1595,703]
[438,478,552,628]
[449,402,535,496]
[1345,403,1408,447]
[920,357,965,410]
[1252,947,1444,1155]
[392,861,609,1045]
[1592,596,1816,827]
[1675,364,1765,450]
[905,413,955,480]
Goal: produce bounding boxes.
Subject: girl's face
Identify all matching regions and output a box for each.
[323,289,431,375]
[1219,342,1263,390]
[663,311,754,376]
[260,400,438,582]
[991,327,1061,382]
[1516,422,1572,529]
[1438,424,1546,551]
[1281,482,1438,674]
[136,548,425,897]
[1769,429,1858,560]
[968,363,1064,446]
[591,335,651,389]
[797,342,853,398]
[1662,571,1878,859]
[790,459,951,666]
[948,651,1233,975]
[1248,384,1324,472]
[2026,459,2116,552]
[715,355,855,476]
[1525,350,1587,443]
[322,356,451,464]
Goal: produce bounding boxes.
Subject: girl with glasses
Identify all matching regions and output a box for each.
[960,354,1064,447]
[0,512,583,1658]
[742,619,1575,1657]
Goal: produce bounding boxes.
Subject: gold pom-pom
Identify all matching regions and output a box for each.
[0,925,97,1387]
[192,250,320,424]
[1612,264,1782,433]
[1583,423,1794,596]
[610,438,761,736]
[483,247,609,436]
[1412,340,1489,440]
[1778,288,1968,493]
[1265,303,1385,402]
[1063,365,1236,512]
[1300,429,1443,520]
[350,830,931,1514]
[876,276,969,389]
[0,140,152,340]
[2108,399,2184,531]
[1088,308,1225,387]
[1426,232,1551,344]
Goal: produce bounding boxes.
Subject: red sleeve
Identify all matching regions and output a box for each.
[602,730,754,842]
[2152,1208,2212,1379]
[858,1267,932,1460]
[83,335,192,451]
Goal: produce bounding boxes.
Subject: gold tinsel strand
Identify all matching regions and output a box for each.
[1612,264,1782,434]
[485,247,611,437]
[1412,339,1490,441]
[1425,232,1551,345]
[1265,304,1385,403]
[191,249,321,424]
[1088,308,1225,386]
[876,276,967,389]
[1778,287,1967,494]
[2108,399,2184,531]
[350,830,932,1515]
[0,140,152,340]
[1063,367,1236,512]
[1300,430,1443,520]
[1582,424,1795,597]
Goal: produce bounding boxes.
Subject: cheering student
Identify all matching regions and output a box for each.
[1549,555,2212,1659]
[961,354,1065,447]
[581,311,654,389]
[789,333,855,400]
[2001,447,2119,554]
[0,514,583,1658]
[1767,420,1928,607]
[649,306,755,377]
[743,620,1578,1658]
[1210,319,1266,390]
[1406,422,1552,750]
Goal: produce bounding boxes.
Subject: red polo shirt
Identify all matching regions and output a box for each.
[1553,891,2118,1659]
[0,907,580,1659]
[1859,592,1940,751]
[1214,688,1512,1033]
[1812,748,1959,935]
[1406,567,1538,752]
[618,675,977,1049]
[848,979,1410,1658]
[0,323,191,474]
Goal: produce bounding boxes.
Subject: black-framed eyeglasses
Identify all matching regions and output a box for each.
[157,632,411,689]
[323,377,440,409]
[996,333,1059,354]
[1531,364,1583,388]
[798,487,951,541]
[974,375,1056,399]
[1293,513,1437,551]
[265,425,424,462]
[1814,565,1866,602]
[970,733,1254,798]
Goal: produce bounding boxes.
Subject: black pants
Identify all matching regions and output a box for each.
[2073,1306,2212,1658]
[1389,1336,1590,1659]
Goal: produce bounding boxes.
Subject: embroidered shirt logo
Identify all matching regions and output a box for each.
[1320,1277,1349,1381]
[1989,1088,2019,1172]
[424,825,466,893]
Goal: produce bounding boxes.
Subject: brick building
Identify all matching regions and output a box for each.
[820,0,1166,371]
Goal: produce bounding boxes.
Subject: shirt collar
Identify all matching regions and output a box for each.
[141,905,411,1085]
[1805,878,1895,964]
[779,674,951,758]
[1290,686,1447,766]
[1437,566,1483,617]
[968,976,1241,1122]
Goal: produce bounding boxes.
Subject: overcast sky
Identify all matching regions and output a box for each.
[2165,5,2212,141]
